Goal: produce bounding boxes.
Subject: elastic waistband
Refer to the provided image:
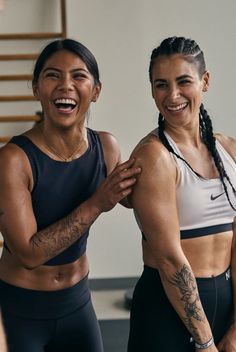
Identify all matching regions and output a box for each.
[0,275,90,319]
[196,267,231,291]
[143,265,231,291]
[180,223,233,239]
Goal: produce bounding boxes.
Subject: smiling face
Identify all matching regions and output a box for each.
[33,49,101,129]
[151,54,209,130]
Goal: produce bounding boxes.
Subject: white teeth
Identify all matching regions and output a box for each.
[167,103,187,111]
[55,98,76,105]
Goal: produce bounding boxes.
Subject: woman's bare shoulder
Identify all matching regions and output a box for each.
[96,130,121,173]
[0,142,24,165]
[0,138,32,187]
[215,132,236,162]
[131,131,171,165]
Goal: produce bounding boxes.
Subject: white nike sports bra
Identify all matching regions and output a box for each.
[152,129,236,239]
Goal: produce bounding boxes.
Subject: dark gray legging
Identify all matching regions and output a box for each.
[0,277,104,352]
[128,265,233,352]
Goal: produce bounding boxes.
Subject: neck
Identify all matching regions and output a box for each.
[165,122,202,148]
[40,124,88,162]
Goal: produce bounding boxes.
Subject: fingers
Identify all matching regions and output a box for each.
[121,166,142,179]
[93,158,141,213]
[107,158,141,196]
[111,158,141,180]
[106,184,133,207]
[113,158,141,174]
[116,157,136,170]
[112,176,137,196]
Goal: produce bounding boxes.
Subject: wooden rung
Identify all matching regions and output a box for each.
[0,32,64,40]
[61,0,67,38]
[0,115,41,122]
[0,54,38,61]
[0,136,10,143]
[0,74,32,81]
[0,95,36,102]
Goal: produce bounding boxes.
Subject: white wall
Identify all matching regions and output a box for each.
[0,0,235,278]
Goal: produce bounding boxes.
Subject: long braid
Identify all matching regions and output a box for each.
[151,36,236,210]
[200,104,236,210]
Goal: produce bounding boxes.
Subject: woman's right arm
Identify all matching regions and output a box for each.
[0,144,140,269]
[129,138,218,352]
[0,311,7,352]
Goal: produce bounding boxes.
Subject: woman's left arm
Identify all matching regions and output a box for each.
[217,217,236,352]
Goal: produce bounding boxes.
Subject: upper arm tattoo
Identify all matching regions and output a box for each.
[169,264,205,341]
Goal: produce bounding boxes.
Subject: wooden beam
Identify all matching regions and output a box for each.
[0,95,36,101]
[0,32,64,40]
[61,0,67,38]
[0,115,41,122]
[0,74,32,81]
[0,53,38,61]
[0,136,10,143]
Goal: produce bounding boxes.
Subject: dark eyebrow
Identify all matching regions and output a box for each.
[42,67,60,73]
[176,74,192,81]
[153,74,193,84]
[70,68,90,74]
[42,67,89,74]
[153,78,167,84]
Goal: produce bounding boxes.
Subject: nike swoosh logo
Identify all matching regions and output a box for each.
[210,192,225,201]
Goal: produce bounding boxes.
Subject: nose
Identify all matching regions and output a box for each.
[168,84,180,100]
[58,74,74,91]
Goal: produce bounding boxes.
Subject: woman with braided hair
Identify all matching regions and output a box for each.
[127,36,236,352]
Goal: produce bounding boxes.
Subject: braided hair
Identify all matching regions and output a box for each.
[149,36,236,210]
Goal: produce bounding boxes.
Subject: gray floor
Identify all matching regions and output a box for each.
[91,290,131,352]
[91,289,130,320]
[99,319,130,352]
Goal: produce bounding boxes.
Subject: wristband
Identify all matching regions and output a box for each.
[195,336,214,349]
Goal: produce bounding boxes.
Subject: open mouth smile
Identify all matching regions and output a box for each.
[166,102,188,112]
[54,98,77,113]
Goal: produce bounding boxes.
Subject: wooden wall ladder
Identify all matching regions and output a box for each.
[0,0,67,144]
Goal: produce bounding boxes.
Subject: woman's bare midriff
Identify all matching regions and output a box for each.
[0,249,89,291]
[143,231,233,278]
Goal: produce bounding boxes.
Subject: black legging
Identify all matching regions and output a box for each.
[128,265,233,352]
[0,276,104,352]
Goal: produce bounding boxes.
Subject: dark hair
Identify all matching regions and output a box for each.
[32,38,101,87]
[150,36,236,210]
[149,36,206,82]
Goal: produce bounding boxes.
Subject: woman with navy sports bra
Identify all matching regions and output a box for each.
[128,36,236,352]
[0,39,140,352]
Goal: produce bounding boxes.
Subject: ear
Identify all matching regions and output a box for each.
[32,84,40,100]
[151,84,155,99]
[92,83,102,102]
[202,70,210,92]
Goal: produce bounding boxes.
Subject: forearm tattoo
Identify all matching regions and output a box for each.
[169,264,205,341]
[31,206,96,260]
[0,209,4,216]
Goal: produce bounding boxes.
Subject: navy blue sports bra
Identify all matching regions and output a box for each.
[7,128,107,265]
